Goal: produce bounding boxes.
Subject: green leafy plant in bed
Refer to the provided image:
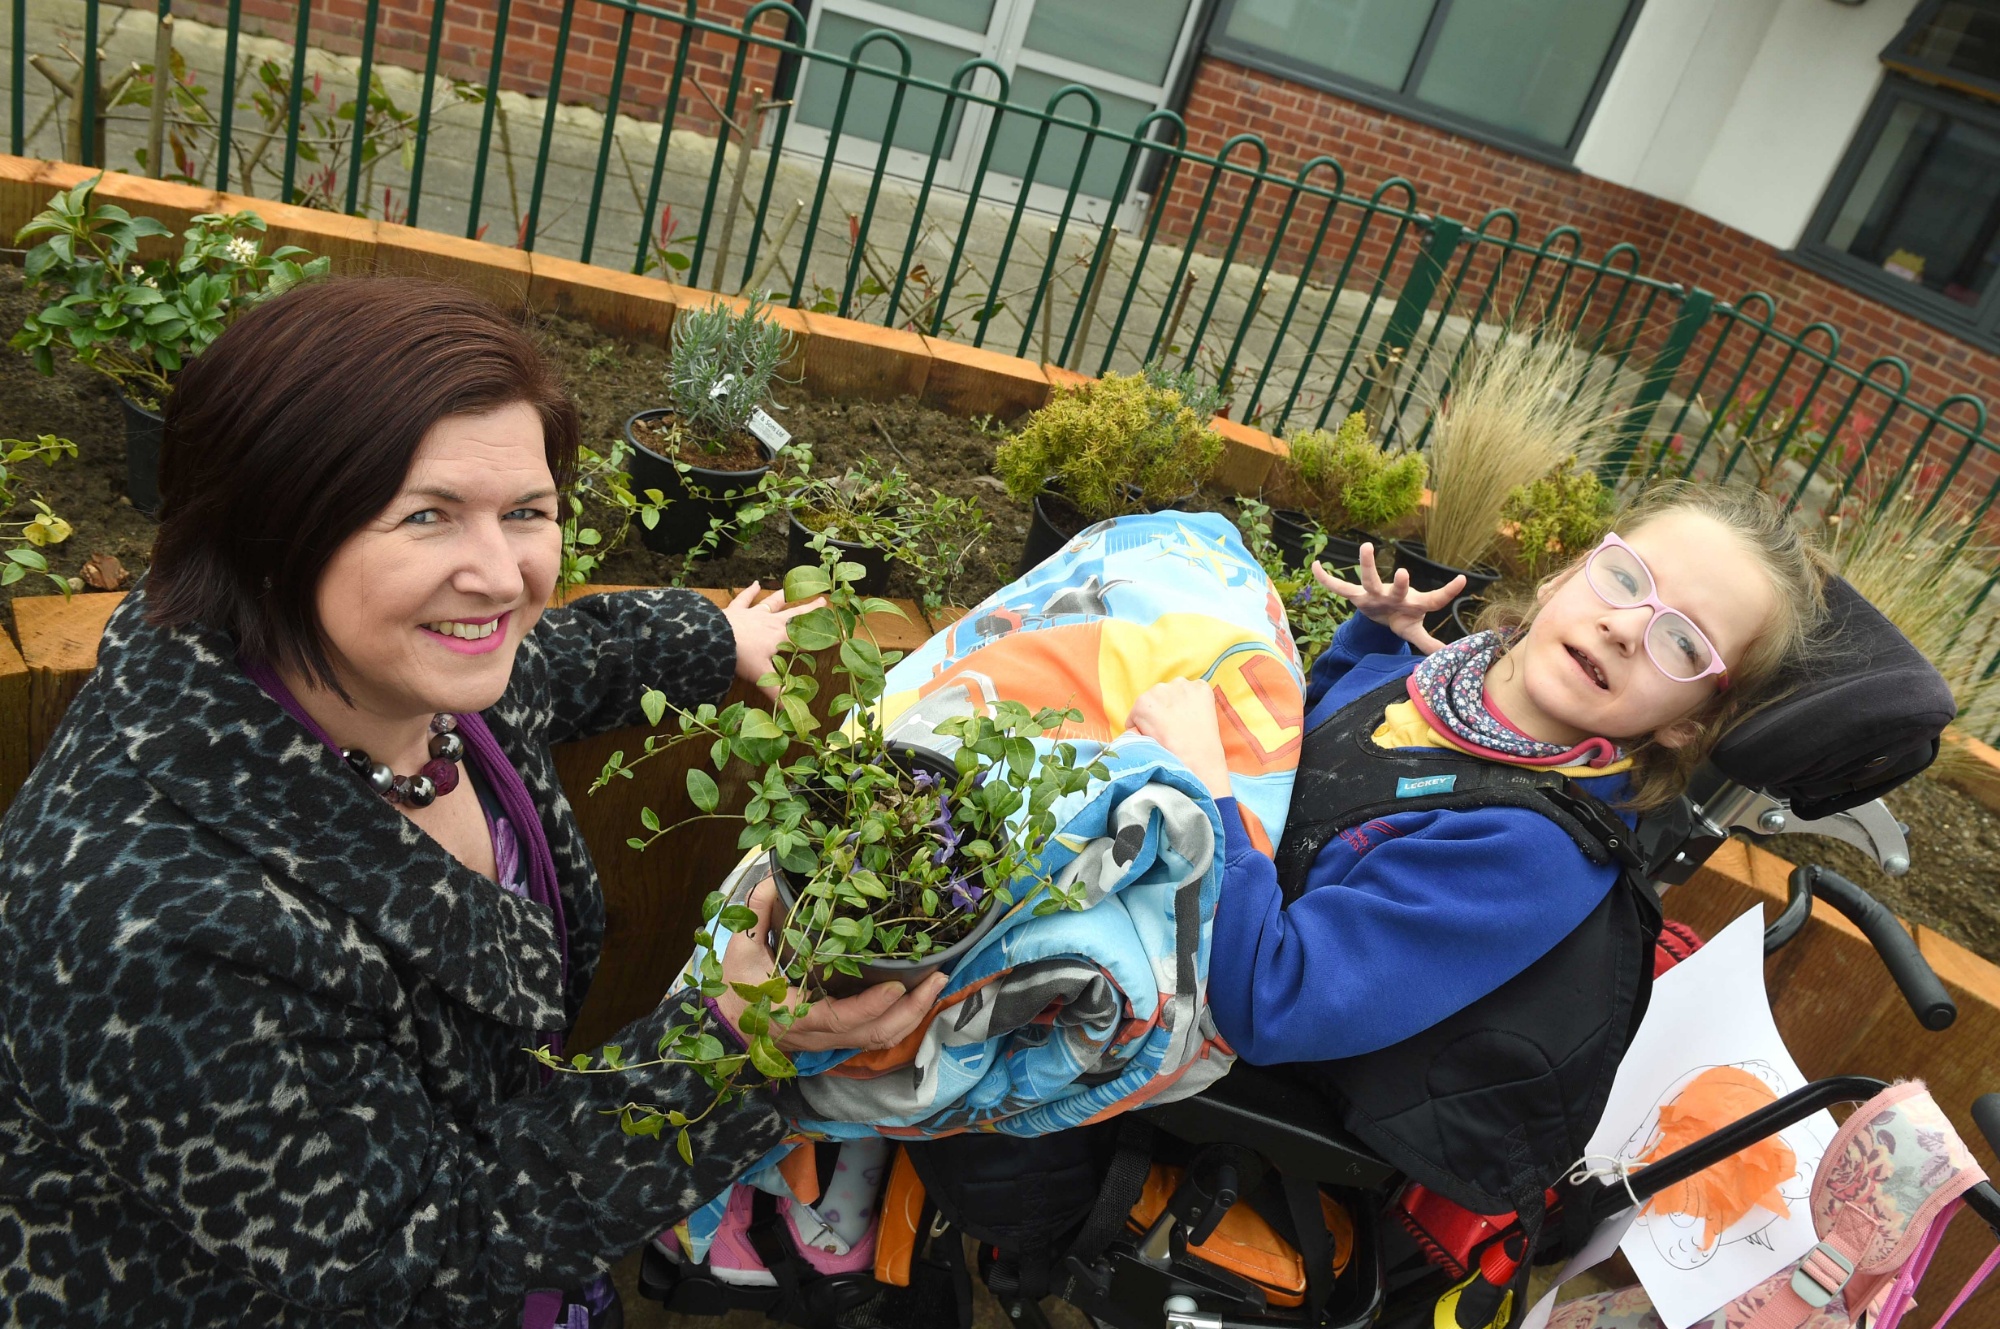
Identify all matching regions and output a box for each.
[994,370,1223,523]
[541,545,1107,1157]
[658,294,797,460]
[1236,497,1350,670]
[1,435,78,595]
[10,174,329,411]
[1269,410,1427,535]
[787,460,994,630]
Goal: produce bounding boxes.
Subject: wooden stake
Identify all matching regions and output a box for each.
[1067,224,1119,372]
[148,17,174,179]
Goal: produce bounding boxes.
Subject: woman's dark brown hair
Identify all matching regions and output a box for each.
[147,276,579,690]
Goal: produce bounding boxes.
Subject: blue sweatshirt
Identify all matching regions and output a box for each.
[1208,615,1633,1064]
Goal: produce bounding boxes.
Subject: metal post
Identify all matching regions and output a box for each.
[279,0,313,203]
[215,0,242,190]
[147,15,173,177]
[1353,216,1462,418]
[1598,288,1716,481]
[80,0,99,166]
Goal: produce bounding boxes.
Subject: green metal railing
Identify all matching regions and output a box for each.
[9,0,2000,536]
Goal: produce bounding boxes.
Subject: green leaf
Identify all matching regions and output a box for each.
[677,1128,695,1164]
[718,904,760,933]
[686,768,720,813]
[783,566,833,602]
[601,1043,626,1069]
[738,710,785,741]
[747,1036,795,1079]
[570,1053,594,1071]
[641,688,667,727]
[640,805,661,832]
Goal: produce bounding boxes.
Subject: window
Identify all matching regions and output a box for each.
[1209,0,1646,156]
[1801,1,2000,344]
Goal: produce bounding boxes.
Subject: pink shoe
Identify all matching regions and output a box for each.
[704,1186,777,1288]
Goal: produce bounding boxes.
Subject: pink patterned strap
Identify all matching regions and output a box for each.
[1930,1244,2000,1329]
[1868,1197,1961,1329]
[1740,1201,1876,1329]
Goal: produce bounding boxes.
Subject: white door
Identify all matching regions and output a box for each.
[788,0,1204,225]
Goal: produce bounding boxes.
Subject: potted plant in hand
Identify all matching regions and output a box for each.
[1405,333,1624,634]
[783,461,993,625]
[10,175,329,514]
[1263,410,1426,576]
[625,294,798,558]
[995,368,1223,574]
[562,550,1107,1155]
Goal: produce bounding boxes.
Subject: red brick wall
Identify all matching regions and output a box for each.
[1171,57,2000,495]
[133,0,788,136]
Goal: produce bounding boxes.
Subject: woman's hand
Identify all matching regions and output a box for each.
[722,582,825,700]
[1127,678,1232,798]
[1312,544,1464,655]
[716,881,947,1054]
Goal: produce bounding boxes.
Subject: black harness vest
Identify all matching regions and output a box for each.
[1278,677,1662,1231]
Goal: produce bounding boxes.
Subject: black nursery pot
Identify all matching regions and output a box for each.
[623,409,772,558]
[1442,595,1487,646]
[786,512,894,596]
[1269,509,1381,577]
[118,392,164,516]
[1017,487,1091,577]
[1394,538,1501,642]
[769,743,1004,1000]
[1016,481,1154,577]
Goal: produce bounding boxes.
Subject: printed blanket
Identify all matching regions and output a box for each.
[676,512,1306,1255]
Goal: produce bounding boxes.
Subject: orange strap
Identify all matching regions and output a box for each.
[873,1145,927,1288]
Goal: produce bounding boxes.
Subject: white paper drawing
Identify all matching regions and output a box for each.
[1576,908,1836,1329]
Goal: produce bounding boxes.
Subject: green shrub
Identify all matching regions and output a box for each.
[1500,458,1613,578]
[994,371,1223,522]
[1270,411,1427,533]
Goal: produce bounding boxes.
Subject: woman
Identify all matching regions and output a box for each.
[0,278,942,1326]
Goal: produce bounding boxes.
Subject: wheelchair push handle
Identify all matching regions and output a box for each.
[1977,1094,2000,1158]
[1766,866,1957,1032]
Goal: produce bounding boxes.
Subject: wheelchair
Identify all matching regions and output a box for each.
[639,578,2000,1329]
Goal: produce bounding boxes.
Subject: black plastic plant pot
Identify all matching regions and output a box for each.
[768,743,1004,1001]
[1014,481,1152,577]
[1394,538,1501,640]
[786,512,894,596]
[1439,595,1487,646]
[1270,511,1382,577]
[118,392,164,517]
[1017,487,1091,577]
[623,409,772,559]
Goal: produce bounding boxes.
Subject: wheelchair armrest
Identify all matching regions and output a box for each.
[1140,1064,1399,1189]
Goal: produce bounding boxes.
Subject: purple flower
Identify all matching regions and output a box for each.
[910,768,936,791]
[945,875,985,911]
[928,789,964,865]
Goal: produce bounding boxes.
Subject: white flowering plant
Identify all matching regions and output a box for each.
[11,175,330,410]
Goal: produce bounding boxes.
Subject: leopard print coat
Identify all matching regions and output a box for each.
[0,588,787,1326]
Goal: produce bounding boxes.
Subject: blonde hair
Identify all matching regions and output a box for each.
[1475,481,1834,810]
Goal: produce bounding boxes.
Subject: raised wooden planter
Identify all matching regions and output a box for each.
[0,155,1295,484]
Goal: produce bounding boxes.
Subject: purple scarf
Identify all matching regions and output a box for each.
[240,660,570,992]
[1406,630,1623,769]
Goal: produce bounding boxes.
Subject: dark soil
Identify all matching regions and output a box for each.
[1778,772,2000,966]
[628,411,768,473]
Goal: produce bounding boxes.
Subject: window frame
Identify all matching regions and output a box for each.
[1880,0,2000,105]
[1202,0,1649,165]
[1796,72,2000,350]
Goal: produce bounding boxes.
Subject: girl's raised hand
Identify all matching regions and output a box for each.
[1312,544,1464,655]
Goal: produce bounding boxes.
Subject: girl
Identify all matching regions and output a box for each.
[1128,482,1830,1064]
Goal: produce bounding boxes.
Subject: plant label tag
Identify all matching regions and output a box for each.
[708,373,737,401]
[747,407,792,450]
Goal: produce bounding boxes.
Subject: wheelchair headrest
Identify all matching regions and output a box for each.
[1709,576,1954,820]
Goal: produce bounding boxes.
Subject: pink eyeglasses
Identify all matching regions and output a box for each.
[1582,533,1731,688]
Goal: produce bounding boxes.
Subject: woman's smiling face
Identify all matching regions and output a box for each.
[1491,509,1779,748]
[313,401,560,721]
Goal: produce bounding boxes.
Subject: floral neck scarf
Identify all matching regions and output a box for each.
[1405,630,1623,769]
